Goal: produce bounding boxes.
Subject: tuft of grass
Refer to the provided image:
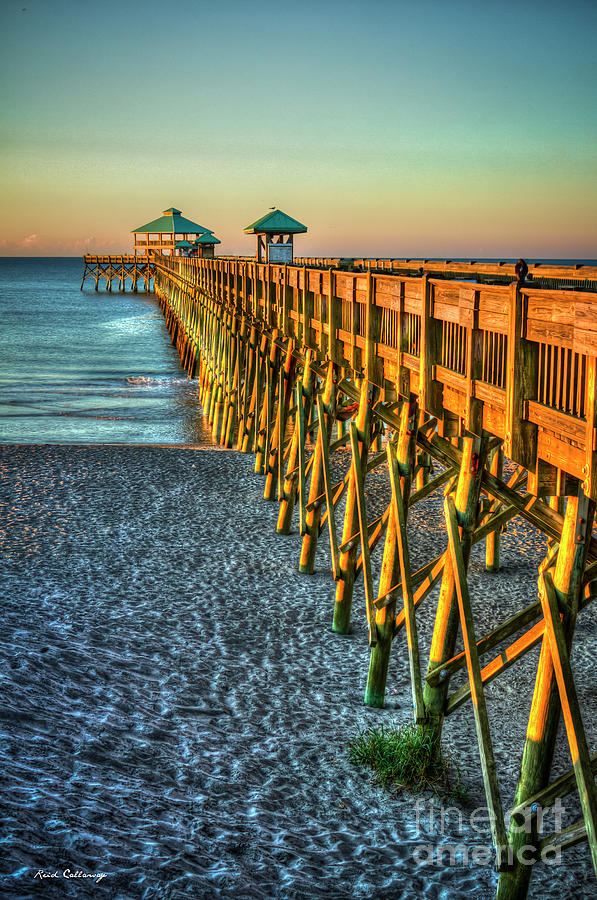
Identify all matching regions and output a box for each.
[348,722,466,801]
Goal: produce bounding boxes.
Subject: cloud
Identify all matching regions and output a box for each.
[73,236,97,251]
[0,233,125,256]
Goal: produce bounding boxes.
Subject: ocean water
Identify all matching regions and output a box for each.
[0,258,213,445]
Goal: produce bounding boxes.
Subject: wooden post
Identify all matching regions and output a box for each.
[210,325,224,441]
[422,433,489,731]
[299,361,337,573]
[237,324,257,451]
[277,352,315,534]
[221,314,238,447]
[255,331,279,475]
[365,396,418,707]
[241,333,266,454]
[264,343,296,501]
[251,334,268,454]
[486,446,503,572]
[350,420,379,647]
[416,412,432,491]
[504,281,537,470]
[540,570,597,875]
[219,312,234,445]
[496,491,595,900]
[332,379,378,634]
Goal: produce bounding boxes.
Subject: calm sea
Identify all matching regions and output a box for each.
[0,257,214,444]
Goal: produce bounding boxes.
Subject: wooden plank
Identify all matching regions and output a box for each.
[526,319,574,348]
[511,752,597,819]
[539,820,588,855]
[536,429,586,477]
[474,381,507,407]
[427,596,541,685]
[445,619,545,715]
[526,400,586,443]
[393,555,446,632]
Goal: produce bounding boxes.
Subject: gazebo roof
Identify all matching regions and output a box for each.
[194,233,221,245]
[132,207,214,234]
[244,208,307,235]
[175,240,194,248]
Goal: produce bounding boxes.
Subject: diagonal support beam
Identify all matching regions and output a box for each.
[540,569,597,876]
[388,440,424,720]
[350,421,377,646]
[317,393,341,581]
[446,494,508,864]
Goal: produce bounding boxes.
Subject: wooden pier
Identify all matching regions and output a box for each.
[84,250,597,898]
[80,255,154,292]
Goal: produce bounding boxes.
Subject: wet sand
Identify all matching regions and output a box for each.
[1,445,596,899]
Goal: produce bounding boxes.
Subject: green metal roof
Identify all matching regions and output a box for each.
[132,207,214,234]
[244,208,307,235]
[194,233,221,245]
[175,240,194,247]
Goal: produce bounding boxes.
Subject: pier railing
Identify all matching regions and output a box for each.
[295,256,597,287]
[157,253,597,501]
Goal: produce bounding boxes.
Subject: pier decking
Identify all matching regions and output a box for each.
[83,251,597,898]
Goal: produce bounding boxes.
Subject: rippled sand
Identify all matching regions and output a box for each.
[1,445,595,899]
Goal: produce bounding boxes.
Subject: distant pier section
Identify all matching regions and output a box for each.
[81,205,223,291]
[80,255,154,292]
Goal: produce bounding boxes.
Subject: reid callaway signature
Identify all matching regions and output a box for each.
[34,869,108,884]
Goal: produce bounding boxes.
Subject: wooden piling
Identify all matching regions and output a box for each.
[422,433,489,730]
[365,396,418,708]
[299,361,337,573]
[496,491,596,899]
[277,352,315,534]
[486,446,503,572]
[332,379,378,635]
[255,330,279,475]
[264,342,296,501]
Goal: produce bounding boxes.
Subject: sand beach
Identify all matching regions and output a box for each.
[1,444,596,899]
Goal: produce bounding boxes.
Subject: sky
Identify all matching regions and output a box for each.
[1,0,596,258]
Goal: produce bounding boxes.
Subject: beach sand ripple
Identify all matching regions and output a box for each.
[0,445,596,899]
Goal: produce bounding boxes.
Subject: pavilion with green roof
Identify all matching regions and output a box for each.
[244,208,307,263]
[132,207,215,256]
[193,232,221,259]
